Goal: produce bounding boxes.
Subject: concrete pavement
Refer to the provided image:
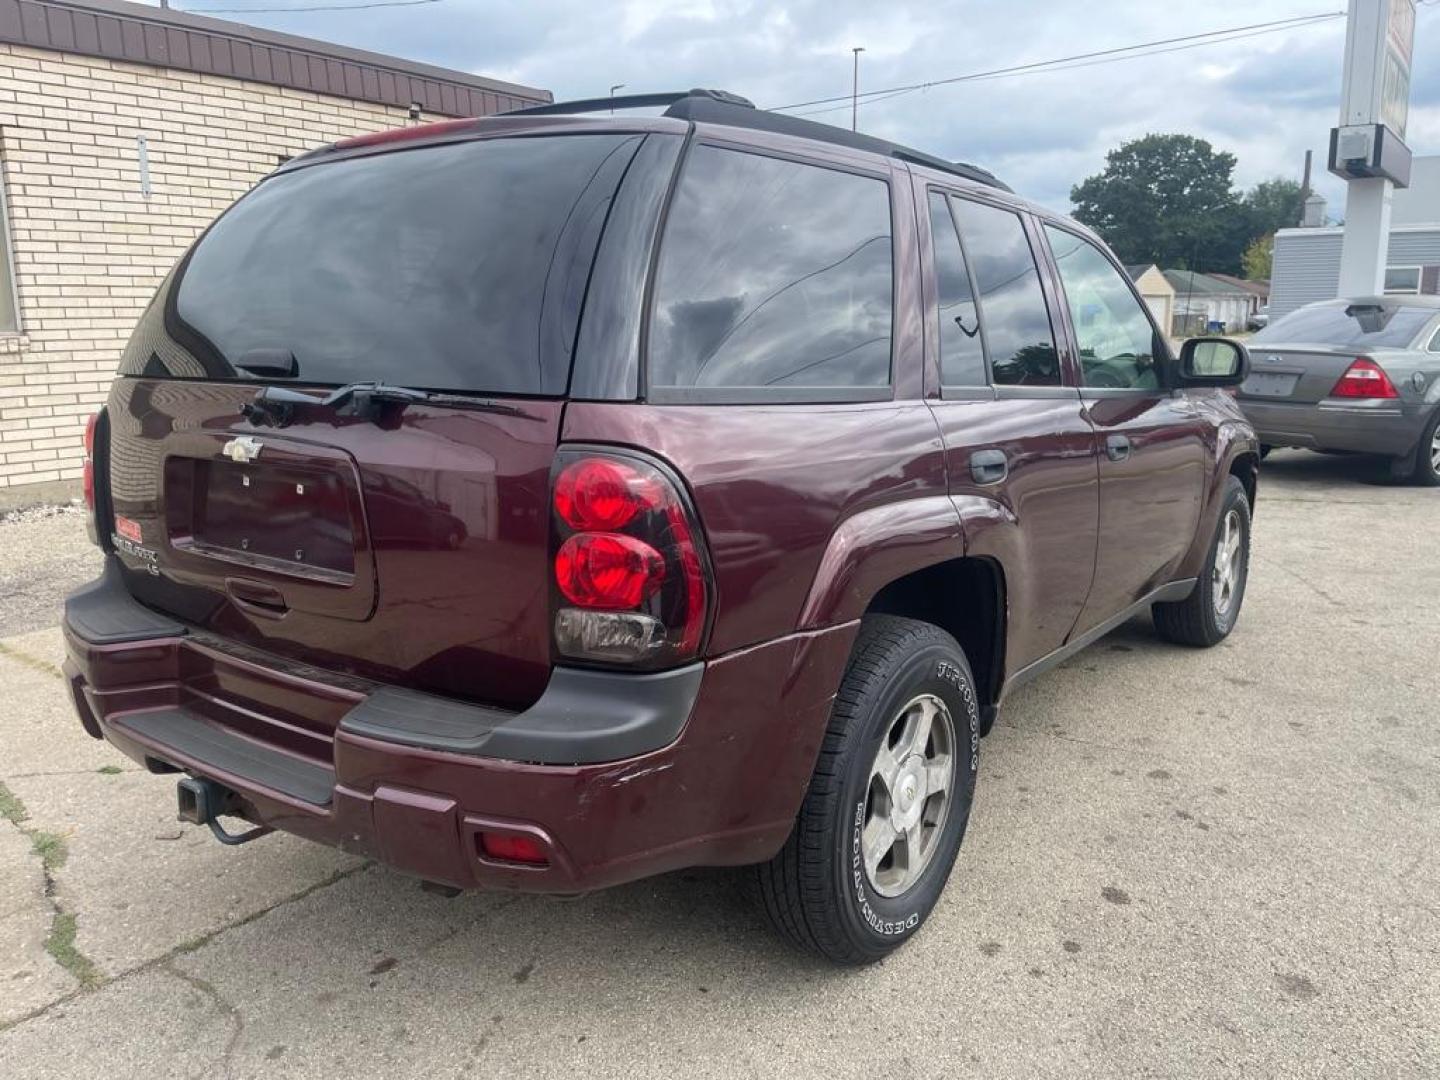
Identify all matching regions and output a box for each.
[0,450,1436,1078]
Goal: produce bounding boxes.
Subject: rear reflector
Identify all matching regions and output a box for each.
[1331,358,1399,399]
[478,832,548,866]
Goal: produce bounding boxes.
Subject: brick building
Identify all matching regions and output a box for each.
[0,0,548,497]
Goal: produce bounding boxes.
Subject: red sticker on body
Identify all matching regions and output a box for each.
[115,516,142,543]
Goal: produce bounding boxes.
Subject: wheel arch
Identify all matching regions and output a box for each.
[863,557,1008,730]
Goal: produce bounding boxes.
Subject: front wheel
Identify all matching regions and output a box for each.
[1153,475,1251,647]
[753,616,980,964]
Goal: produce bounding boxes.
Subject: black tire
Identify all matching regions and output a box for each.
[1259,444,1273,460]
[1405,408,1440,487]
[753,615,980,964]
[1153,475,1251,647]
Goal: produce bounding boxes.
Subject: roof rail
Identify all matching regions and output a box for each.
[504,88,755,117]
[500,88,1009,193]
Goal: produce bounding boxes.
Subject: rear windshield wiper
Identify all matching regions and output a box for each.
[240,381,533,429]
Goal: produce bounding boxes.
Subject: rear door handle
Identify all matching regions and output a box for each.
[1106,434,1131,462]
[969,448,1008,485]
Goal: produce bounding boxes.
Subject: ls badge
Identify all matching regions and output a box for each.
[222,436,263,463]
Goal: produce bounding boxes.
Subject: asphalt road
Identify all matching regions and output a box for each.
[0,450,1436,1079]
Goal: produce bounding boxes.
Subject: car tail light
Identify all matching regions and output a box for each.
[478,832,548,866]
[550,448,710,668]
[82,412,99,510]
[1331,358,1398,399]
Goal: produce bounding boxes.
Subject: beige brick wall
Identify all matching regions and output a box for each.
[0,43,435,489]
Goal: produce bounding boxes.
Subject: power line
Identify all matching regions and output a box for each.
[179,0,439,12]
[770,11,1346,114]
[790,15,1345,120]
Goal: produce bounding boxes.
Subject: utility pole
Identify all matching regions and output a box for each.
[1331,0,1415,297]
[609,84,625,115]
[1298,149,1312,226]
[851,47,864,131]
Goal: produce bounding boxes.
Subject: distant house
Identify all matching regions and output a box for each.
[1269,155,1440,317]
[1205,273,1269,313]
[1163,270,1256,335]
[1125,264,1175,336]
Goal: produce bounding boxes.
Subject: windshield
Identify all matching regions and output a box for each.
[1253,303,1434,349]
[153,134,641,395]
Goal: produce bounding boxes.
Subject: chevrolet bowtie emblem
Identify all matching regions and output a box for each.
[222,435,263,463]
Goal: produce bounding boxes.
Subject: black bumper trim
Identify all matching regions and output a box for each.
[64,559,186,644]
[339,663,704,765]
[115,709,334,806]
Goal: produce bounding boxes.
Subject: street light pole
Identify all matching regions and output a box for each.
[851,47,864,131]
[609,84,625,115]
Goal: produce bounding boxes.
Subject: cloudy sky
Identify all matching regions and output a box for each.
[148,0,1440,218]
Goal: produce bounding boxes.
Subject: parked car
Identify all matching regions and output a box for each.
[1247,306,1270,332]
[63,89,1258,964]
[1238,297,1440,485]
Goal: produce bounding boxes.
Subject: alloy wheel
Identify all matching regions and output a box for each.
[1212,508,1244,616]
[860,693,956,898]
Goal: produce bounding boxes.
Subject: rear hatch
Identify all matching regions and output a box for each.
[102,128,651,713]
[1241,301,1434,404]
[1240,344,1364,404]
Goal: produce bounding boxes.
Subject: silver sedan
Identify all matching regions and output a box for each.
[1237,296,1440,485]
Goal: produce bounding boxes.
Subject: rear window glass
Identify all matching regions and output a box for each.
[169,134,640,395]
[948,198,1060,386]
[1254,303,1435,349]
[648,145,893,392]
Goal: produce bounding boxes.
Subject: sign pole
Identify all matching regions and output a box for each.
[1331,0,1416,297]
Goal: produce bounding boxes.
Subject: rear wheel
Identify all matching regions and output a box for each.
[1406,409,1440,487]
[1153,475,1251,647]
[753,615,979,964]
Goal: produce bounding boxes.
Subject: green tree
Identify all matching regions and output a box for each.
[1070,134,1243,272]
[1240,177,1305,237]
[1241,232,1273,281]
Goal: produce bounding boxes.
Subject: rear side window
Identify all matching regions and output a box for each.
[1255,303,1437,349]
[948,198,1059,386]
[648,146,893,393]
[167,134,641,395]
[928,192,987,386]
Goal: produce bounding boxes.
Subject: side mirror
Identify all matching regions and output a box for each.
[1178,337,1249,387]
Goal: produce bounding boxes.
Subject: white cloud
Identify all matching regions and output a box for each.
[149,0,1440,219]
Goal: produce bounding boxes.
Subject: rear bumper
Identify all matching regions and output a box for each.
[1238,397,1426,456]
[64,561,857,893]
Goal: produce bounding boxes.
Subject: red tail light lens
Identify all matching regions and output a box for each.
[1331,358,1398,399]
[554,458,654,531]
[82,413,99,509]
[555,532,664,608]
[550,450,710,668]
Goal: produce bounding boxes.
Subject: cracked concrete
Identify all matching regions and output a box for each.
[0,449,1437,1079]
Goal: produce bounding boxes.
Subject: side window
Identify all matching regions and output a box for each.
[648,145,893,392]
[928,192,986,386]
[1429,326,1440,353]
[948,198,1059,386]
[1043,226,1160,390]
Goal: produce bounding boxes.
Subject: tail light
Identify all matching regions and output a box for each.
[1331,358,1398,399]
[82,412,99,510]
[550,448,709,668]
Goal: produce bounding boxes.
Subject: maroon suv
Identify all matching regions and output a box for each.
[64,89,1258,963]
